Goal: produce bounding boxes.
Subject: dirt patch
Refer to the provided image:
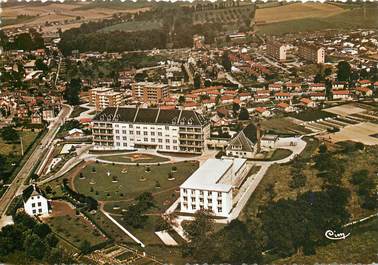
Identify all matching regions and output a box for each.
[324,104,367,116]
[45,200,76,219]
[320,122,378,145]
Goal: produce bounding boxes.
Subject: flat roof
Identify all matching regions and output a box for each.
[180,158,247,192]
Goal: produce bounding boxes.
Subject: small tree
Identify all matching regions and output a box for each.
[168,172,175,180]
[171,166,177,172]
[155,180,161,188]
[45,185,52,194]
[79,240,91,254]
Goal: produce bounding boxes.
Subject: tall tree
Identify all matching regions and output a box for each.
[337,61,351,82]
[222,52,232,72]
[193,73,201,89]
[64,78,82,105]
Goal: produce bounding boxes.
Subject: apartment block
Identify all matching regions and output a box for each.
[179,158,249,218]
[88,87,113,105]
[95,91,123,111]
[266,42,287,61]
[298,45,325,64]
[92,107,210,154]
[89,87,123,111]
[131,82,170,104]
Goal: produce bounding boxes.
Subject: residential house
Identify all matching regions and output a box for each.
[23,185,49,216]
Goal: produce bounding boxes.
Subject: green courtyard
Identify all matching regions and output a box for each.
[72,160,199,202]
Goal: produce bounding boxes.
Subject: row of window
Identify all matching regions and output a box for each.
[182,189,223,198]
[182,196,222,205]
[115,142,178,150]
[114,124,177,131]
[182,203,223,213]
[31,202,42,207]
[114,135,178,144]
[32,208,44,214]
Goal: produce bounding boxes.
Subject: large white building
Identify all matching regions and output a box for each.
[92,107,210,154]
[179,158,249,218]
[23,185,49,216]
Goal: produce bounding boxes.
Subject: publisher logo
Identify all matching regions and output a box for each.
[325,230,350,240]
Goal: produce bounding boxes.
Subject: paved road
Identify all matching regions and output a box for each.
[0,104,72,221]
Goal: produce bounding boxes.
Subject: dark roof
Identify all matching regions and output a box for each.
[242,123,258,143]
[22,185,44,202]
[93,107,208,126]
[134,108,159,123]
[156,109,181,124]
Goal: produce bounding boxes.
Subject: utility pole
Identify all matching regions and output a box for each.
[20,133,24,156]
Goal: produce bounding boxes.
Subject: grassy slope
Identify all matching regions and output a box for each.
[276,217,378,264]
[99,20,163,33]
[257,5,378,35]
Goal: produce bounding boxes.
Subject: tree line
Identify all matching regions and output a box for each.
[0,212,73,264]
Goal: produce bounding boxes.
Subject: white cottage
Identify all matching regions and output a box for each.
[23,185,49,216]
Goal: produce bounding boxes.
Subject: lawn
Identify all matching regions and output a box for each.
[270,148,293,161]
[87,210,135,244]
[100,153,169,164]
[73,160,199,201]
[274,217,378,264]
[113,215,163,246]
[45,214,108,249]
[261,117,312,135]
[69,106,89,118]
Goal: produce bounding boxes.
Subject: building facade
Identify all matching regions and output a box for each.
[23,185,49,216]
[131,82,170,104]
[95,91,123,111]
[266,42,287,61]
[92,107,210,154]
[89,87,113,105]
[179,158,249,218]
[298,45,325,64]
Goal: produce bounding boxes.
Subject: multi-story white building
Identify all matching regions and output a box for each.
[179,158,249,218]
[89,87,113,105]
[92,107,210,154]
[298,45,325,64]
[266,42,287,61]
[88,87,123,111]
[23,185,49,216]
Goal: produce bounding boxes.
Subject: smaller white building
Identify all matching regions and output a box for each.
[179,158,248,218]
[23,185,49,216]
[260,134,279,149]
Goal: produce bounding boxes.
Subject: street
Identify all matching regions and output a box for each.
[0,104,72,223]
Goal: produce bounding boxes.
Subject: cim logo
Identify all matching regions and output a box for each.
[325,230,350,240]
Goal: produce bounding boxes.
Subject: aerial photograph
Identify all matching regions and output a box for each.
[0,0,377,264]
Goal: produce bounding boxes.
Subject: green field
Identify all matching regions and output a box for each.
[2,15,37,27]
[100,153,169,164]
[289,110,336,122]
[45,214,108,248]
[73,161,198,201]
[0,130,39,157]
[257,6,378,35]
[99,20,163,33]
